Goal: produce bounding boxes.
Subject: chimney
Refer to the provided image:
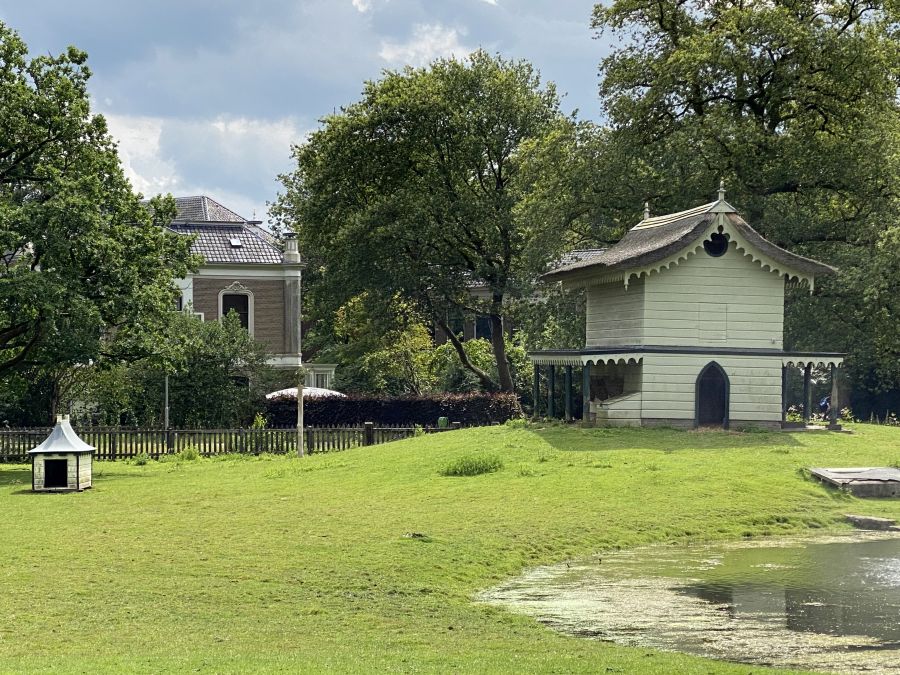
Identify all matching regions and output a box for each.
[283,232,301,264]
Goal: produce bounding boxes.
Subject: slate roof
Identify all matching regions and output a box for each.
[545,200,836,281]
[173,196,246,223]
[166,196,284,265]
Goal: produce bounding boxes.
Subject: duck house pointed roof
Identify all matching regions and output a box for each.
[29,416,95,455]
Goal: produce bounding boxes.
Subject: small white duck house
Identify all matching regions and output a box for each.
[532,185,844,430]
[29,416,95,492]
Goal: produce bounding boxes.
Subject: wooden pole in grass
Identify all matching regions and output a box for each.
[296,366,307,457]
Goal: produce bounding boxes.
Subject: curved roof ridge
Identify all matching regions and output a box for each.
[632,201,717,230]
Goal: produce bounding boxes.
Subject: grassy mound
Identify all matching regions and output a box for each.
[1,423,899,673]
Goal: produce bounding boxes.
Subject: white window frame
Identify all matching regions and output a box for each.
[218,281,255,336]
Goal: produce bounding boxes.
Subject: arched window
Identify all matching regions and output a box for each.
[695,361,730,428]
[218,282,254,335]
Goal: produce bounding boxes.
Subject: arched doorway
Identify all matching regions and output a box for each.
[695,362,729,428]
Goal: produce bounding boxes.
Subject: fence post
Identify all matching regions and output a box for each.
[364,422,375,446]
[451,422,462,431]
[110,431,117,460]
[165,430,174,455]
[238,428,246,454]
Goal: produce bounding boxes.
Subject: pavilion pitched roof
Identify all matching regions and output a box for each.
[545,200,836,282]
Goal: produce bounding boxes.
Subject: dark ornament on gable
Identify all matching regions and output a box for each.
[703,232,729,257]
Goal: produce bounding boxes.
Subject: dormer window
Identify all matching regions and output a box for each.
[229,237,243,248]
[703,232,728,257]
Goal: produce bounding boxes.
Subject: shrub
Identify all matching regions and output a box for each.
[131,452,149,466]
[251,412,268,430]
[441,453,503,477]
[178,446,200,461]
[265,392,520,427]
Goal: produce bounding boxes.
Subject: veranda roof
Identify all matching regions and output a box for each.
[545,200,836,282]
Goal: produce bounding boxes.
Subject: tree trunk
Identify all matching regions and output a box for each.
[436,317,498,391]
[48,376,61,425]
[489,313,515,393]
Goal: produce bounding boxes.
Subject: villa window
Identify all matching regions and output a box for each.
[447,309,465,338]
[221,293,251,332]
[475,315,493,340]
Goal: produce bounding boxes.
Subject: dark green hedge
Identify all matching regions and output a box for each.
[265,392,520,427]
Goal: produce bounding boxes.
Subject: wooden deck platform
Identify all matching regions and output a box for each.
[810,467,900,498]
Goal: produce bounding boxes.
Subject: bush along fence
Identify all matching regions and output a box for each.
[0,423,462,463]
[265,392,520,427]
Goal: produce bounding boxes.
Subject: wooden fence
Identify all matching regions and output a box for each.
[0,422,461,463]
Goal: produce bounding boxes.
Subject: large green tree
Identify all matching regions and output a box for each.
[72,312,275,428]
[587,0,900,414]
[275,51,575,393]
[0,22,196,381]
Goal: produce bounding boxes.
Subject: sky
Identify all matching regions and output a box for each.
[0,1,611,225]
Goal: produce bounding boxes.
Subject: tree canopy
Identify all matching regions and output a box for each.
[0,22,197,380]
[275,51,575,393]
[70,311,275,429]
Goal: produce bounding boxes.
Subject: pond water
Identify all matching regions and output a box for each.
[480,534,900,673]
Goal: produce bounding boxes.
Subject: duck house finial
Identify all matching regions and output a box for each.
[717,178,726,202]
[643,201,650,221]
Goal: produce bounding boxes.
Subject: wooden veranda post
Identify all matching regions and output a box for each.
[548,365,556,418]
[582,365,591,424]
[803,363,812,424]
[296,366,307,457]
[532,363,540,418]
[564,366,573,421]
[781,366,788,425]
[829,364,839,429]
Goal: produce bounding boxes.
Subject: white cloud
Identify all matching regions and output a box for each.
[351,0,372,12]
[104,112,311,224]
[481,0,498,4]
[105,114,179,195]
[379,23,473,66]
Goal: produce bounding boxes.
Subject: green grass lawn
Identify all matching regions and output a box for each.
[2,423,900,673]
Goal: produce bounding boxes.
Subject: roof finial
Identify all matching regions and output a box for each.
[717,178,726,202]
[643,201,650,221]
